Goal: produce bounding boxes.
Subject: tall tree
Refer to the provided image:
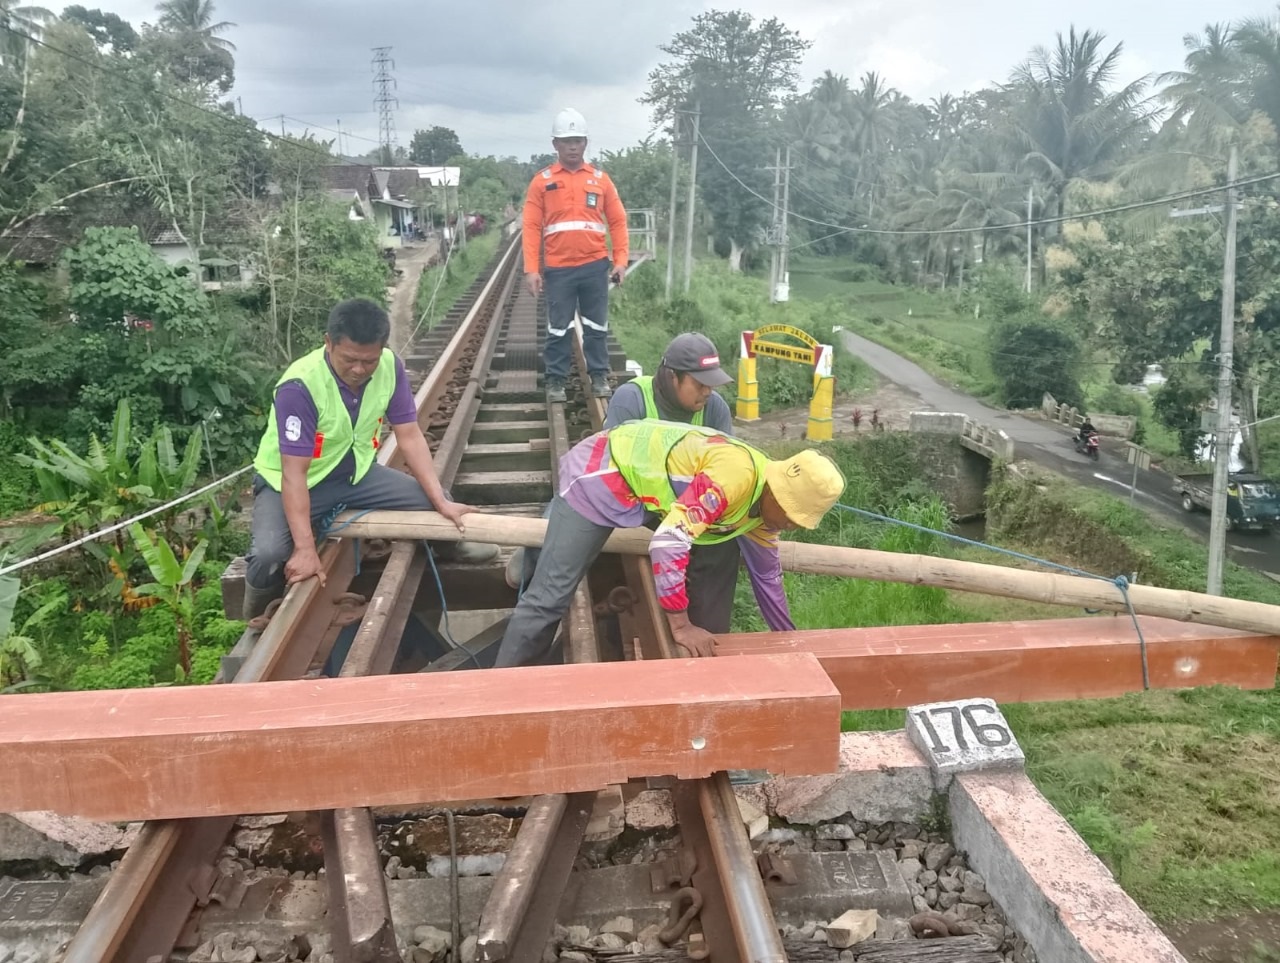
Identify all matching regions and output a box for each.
[408,125,462,166]
[642,9,810,271]
[145,0,234,91]
[1005,28,1153,227]
[60,5,137,52]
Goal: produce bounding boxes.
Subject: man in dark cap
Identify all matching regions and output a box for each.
[506,332,743,633]
[605,332,734,433]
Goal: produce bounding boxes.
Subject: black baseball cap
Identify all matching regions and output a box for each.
[661,333,733,387]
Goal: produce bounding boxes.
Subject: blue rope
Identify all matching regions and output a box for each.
[422,540,484,669]
[833,502,1151,690]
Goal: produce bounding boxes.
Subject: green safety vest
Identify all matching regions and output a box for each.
[607,420,769,544]
[253,346,397,491]
[630,375,704,427]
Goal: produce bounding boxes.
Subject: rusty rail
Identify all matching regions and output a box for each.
[475,280,603,962]
[570,320,789,963]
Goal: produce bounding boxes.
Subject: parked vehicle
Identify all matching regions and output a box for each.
[1173,472,1280,532]
[1073,431,1100,461]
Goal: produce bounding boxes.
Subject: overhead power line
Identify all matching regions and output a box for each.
[695,129,1280,238]
[1,25,344,164]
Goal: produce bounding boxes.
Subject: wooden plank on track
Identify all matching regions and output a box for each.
[0,654,839,822]
[714,616,1280,710]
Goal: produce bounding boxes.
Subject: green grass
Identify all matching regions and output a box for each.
[832,463,1280,923]
[414,230,501,332]
[787,255,1001,399]
[610,255,875,413]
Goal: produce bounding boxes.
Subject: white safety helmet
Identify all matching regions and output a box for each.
[552,108,588,139]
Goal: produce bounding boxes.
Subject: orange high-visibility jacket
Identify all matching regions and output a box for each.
[522,162,629,273]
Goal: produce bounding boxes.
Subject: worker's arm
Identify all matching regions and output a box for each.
[392,422,472,532]
[281,454,324,586]
[522,175,545,295]
[649,445,756,657]
[603,174,629,283]
[739,529,795,631]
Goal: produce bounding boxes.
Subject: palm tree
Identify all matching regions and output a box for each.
[1231,9,1280,133]
[1005,28,1154,226]
[0,1,54,66]
[1158,24,1250,149]
[155,0,236,53]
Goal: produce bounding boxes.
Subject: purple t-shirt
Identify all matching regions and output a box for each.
[274,352,417,481]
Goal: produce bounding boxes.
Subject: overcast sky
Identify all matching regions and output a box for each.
[91,0,1273,159]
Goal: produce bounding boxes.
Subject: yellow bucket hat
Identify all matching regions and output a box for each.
[763,450,847,529]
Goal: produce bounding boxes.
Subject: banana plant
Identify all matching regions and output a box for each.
[130,522,207,678]
[0,584,64,692]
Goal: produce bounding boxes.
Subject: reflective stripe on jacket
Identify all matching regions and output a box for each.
[253,346,396,491]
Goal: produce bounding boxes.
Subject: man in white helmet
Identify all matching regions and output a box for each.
[522,107,629,402]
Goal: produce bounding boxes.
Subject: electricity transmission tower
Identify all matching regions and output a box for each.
[371,47,398,164]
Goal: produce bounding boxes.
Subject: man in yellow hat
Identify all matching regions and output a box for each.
[492,421,846,667]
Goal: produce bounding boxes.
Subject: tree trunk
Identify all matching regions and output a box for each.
[728,238,744,273]
[1239,368,1263,473]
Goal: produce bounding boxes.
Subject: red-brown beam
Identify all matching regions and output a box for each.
[0,654,840,822]
[715,616,1280,710]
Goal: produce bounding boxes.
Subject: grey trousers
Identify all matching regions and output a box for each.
[494,495,614,667]
[245,463,435,591]
[543,258,611,379]
[495,498,743,667]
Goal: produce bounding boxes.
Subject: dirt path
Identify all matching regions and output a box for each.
[388,240,440,350]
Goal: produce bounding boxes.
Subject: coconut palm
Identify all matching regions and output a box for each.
[1005,28,1154,225]
[155,0,236,53]
[0,0,54,66]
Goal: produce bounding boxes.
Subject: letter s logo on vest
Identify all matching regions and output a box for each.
[285,415,302,442]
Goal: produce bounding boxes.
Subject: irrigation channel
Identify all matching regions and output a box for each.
[3,234,1024,963]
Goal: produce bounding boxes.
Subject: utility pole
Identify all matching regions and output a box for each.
[1208,145,1240,596]
[778,144,792,298]
[336,119,345,157]
[665,114,681,298]
[1025,184,1033,294]
[682,102,700,294]
[767,147,783,301]
[371,46,399,165]
[1169,147,1241,595]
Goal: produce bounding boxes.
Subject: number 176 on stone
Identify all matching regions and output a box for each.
[906,697,1025,776]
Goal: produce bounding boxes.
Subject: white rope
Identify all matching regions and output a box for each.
[0,465,254,578]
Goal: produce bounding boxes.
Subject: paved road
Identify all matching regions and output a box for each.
[841,330,1280,578]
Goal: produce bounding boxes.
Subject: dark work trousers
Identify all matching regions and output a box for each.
[543,257,611,379]
[245,463,459,591]
[503,504,743,667]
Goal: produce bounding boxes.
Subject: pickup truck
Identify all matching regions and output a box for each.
[1173,472,1280,532]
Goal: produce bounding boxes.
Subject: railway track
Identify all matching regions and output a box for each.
[54,232,785,963]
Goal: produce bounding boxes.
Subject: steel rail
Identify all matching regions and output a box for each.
[475,281,603,963]
[570,321,789,963]
[321,238,523,963]
[65,236,520,963]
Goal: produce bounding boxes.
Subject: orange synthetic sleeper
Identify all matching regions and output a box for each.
[0,654,839,822]
[714,615,1280,709]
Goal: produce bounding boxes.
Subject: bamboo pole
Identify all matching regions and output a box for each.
[332,511,1280,638]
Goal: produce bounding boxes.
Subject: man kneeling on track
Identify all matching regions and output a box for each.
[491,420,846,667]
[242,298,497,622]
